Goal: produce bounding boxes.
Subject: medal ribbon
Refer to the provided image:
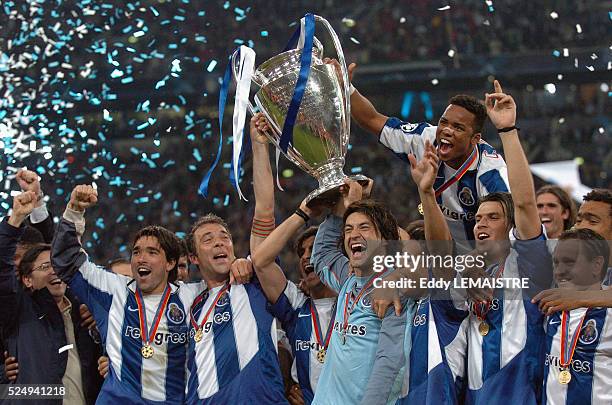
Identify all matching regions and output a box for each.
[310,300,336,350]
[473,258,506,321]
[135,284,172,347]
[560,310,589,369]
[434,146,478,198]
[341,268,393,336]
[190,284,230,331]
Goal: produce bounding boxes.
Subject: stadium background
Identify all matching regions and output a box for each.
[1,0,609,280]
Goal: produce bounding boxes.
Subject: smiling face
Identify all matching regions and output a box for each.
[436,104,480,168]
[474,201,511,255]
[131,236,175,294]
[537,192,569,239]
[553,239,603,290]
[344,212,383,270]
[575,201,612,240]
[21,250,66,299]
[297,235,322,290]
[191,223,236,283]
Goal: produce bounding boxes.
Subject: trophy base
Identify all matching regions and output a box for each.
[305,174,369,208]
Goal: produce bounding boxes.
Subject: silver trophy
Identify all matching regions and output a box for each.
[231,15,367,206]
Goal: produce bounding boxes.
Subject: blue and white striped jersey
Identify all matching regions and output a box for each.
[397,294,469,405]
[52,216,203,404]
[453,230,553,405]
[269,280,336,404]
[380,118,510,253]
[543,307,612,405]
[185,280,287,405]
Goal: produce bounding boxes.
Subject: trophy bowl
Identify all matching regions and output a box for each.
[233,15,368,206]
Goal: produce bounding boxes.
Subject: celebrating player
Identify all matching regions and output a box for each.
[536,185,576,240]
[52,185,204,404]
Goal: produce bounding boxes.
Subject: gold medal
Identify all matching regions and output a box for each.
[141,344,154,359]
[558,369,571,385]
[418,203,424,216]
[194,328,203,343]
[317,348,326,364]
[478,321,489,336]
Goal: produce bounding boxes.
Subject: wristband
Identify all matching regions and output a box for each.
[294,208,310,223]
[497,126,519,133]
[349,84,356,95]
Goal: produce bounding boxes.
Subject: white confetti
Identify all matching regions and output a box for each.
[438,5,451,11]
[431,78,439,85]
[448,49,455,57]
[400,17,406,23]
[586,66,594,71]
[599,127,605,134]
[563,48,569,57]
[550,11,558,19]
[544,83,556,94]
[350,37,360,44]
[557,74,563,80]
[575,24,582,34]
[558,118,565,124]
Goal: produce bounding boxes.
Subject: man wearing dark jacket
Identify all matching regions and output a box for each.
[0,190,103,405]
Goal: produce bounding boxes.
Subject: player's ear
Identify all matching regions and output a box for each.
[471,132,481,145]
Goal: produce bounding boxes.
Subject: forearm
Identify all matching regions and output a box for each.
[251,142,274,219]
[420,189,452,252]
[580,290,612,308]
[350,89,387,136]
[312,215,349,290]
[499,131,540,238]
[360,309,407,405]
[252,214,305,269]
[51,209,88,283]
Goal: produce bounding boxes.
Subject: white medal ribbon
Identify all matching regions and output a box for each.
[232,45,256,201]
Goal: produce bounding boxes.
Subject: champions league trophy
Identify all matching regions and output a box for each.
[231,14,367,206]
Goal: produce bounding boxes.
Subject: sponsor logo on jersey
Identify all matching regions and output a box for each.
[332,321,367,337]
[167,302,185,324]
[295,340,325,352]
[545,354,591,373]
[361,292,372,308]
[124,325,189,345]
[216,292,230,307]
[440,205,475,221]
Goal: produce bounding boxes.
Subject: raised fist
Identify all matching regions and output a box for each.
[8,191,37,227]
[249,113,271,145]
[15,169,42,205]
[68,185,98,212]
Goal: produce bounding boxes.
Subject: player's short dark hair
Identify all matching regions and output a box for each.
[294,226,318,258]
[404,220,425,241]
[18,244,51,279]
[536,185,577,230]
[132,226,181,283]
[583,189,612,217]
[17,226,45,250]
[559,228,610,279]
[187,214,232,255]
[179,239,189,258]
[478,192,515,230]
[449,94,487,133]
[340,199,399,256]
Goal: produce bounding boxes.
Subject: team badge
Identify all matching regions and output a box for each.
[459,187,475,206]
[167,302,185,324]
[579,319,598,345]
[216,292,230,307]
[361,292,372,308]
[400,123,418,133]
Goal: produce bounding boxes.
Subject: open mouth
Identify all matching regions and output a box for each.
[49,278,62,286]
[476,232,491,241]
[438,138,453,154]
[541,217,552,224]
[213,253,228,261]
[350,242,367,259]
[137,267,152,277]
[304,263,314,274]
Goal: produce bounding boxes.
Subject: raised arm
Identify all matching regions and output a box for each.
[486,80,540,240]
[249,114,275,255]
[16,169,54,242]
[0,192,37,332]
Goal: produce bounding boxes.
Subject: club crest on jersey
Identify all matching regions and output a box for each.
[216,292,230,307]
[579,319,598,345]
[167,303,185,324]
[361,292,372,308]
[459,187,475,206]
[400,123,419,133]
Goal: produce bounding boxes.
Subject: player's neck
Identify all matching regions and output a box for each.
[446,149,473,170]
[202,270,228,289]
[351,265,373,278]
[143,281,168,296]
[484,247,510,267]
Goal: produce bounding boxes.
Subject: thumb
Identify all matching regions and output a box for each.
[394,297,402,316]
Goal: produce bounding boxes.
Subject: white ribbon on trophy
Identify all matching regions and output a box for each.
[231,45,256,201]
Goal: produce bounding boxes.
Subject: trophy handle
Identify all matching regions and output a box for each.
[313,15,351,154]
